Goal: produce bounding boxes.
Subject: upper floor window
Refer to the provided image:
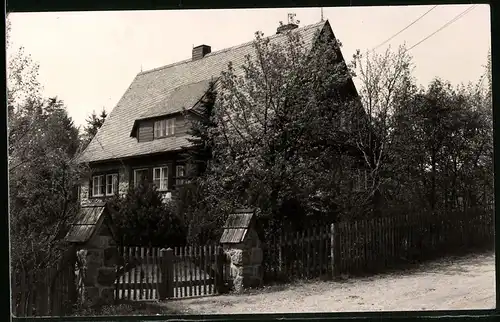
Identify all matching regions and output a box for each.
[92,173,118,197]
[154,118,175,138]
[153,166,169,191]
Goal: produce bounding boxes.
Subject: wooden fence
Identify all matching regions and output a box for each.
[115,244,229,301]
[263,208,494,282]
[11,262,77,317]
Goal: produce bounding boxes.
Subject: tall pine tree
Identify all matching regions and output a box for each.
[183,81,218,179]
[81,108,107,149]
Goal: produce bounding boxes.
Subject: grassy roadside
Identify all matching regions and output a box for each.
[71,300,183,316]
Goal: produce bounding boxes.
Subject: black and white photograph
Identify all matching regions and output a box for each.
[7,4,494,318]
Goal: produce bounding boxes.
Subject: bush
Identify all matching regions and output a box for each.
[174,180,227,245]
[72,301,180,316]
[108,183,187,247]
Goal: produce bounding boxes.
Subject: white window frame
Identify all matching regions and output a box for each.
[167,118,175,135]
[92,173,118,197]
[153,166,169,191]
[176,165,186,186]
[92,175,105,197]
[106,174,118,195]
[154,118,176,138]
[133,168,149,187]
[154,120,162,138]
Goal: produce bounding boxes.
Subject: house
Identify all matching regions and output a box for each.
[77,20,368,205]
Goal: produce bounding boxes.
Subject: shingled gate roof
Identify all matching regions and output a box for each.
[220,209,256,244]
[78,21,329,164]
[65,202,107,243]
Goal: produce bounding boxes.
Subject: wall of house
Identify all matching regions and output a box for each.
[80,162,130,205]
[175,113,193,136]
[138,120,154,142]
[136,113,192,143]
[80,150,187,205]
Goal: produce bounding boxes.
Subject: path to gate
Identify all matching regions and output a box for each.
[115,245,228,301]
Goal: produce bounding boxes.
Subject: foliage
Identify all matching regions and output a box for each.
[179,25,493,241]
[351,47,493,218]
[81,108,107,149]
[108,183,186,247]
[182,81,218,179]
[174,181,228,245]
[388,78,493,214]
[175,81,232,244]
[179,26,366,238]
[9,97,82,272]
[72,301,179,316]
[8,21,83,273]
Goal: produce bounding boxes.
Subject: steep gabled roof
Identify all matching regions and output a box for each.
[78,21,328,164]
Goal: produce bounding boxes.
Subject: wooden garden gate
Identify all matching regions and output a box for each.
[115,245,229,301]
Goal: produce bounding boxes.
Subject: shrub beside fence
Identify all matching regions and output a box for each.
[262,208,494,282]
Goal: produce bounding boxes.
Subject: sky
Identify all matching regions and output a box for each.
[7,4,491,128]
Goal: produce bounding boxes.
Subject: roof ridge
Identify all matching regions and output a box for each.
[137,20,326,77]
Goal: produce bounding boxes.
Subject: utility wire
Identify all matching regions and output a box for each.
[370,5,438,52]
[405,4,477,53]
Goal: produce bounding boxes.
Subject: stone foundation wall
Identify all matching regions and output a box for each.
[223,229,263,293]
[80,223,119,306]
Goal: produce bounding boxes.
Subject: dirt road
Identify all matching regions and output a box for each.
[164,252,495,314]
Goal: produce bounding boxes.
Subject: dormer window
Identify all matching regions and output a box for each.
[154,118,175,138]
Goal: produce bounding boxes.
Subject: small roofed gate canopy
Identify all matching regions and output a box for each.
[220,209,257,244]
[65,202,116,244]
[220,209,263,292]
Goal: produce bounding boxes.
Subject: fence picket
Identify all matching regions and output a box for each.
[144,247,150,300]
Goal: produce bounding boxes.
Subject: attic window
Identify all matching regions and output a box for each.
[154,119,175,138]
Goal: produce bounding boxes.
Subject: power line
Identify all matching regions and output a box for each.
[405,4,477,53]
[370,5,438,52]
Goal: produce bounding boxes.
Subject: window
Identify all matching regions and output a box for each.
[176,165,186,186]
[92,175,105,197]
[134,168,149,187]
[153,166,169,191]
[92,173,118,197]
[106,174,118,195]
[154,118,175,138]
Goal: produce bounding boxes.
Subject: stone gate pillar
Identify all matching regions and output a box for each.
[65,202,120,307]
[220,209,263,293]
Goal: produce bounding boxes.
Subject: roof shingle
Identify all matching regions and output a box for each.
[78,21,327,164]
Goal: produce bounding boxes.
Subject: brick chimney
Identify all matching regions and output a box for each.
[192,45,211,61]
[276,23,298,34]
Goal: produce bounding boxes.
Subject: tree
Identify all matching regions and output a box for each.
[8,20,83,272]
[388,77,493,215]
[108,183,186,247]
[81,108,107,149]
[183,82,218,179]
[175,82,228,245]
[9,97,82,271]
[348,45,417,216]
[190,25,362,236]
